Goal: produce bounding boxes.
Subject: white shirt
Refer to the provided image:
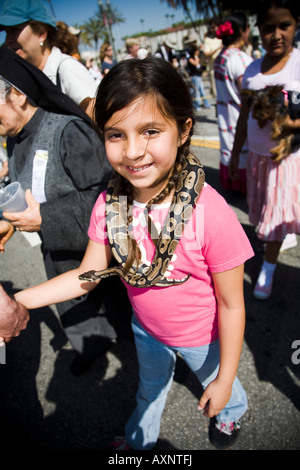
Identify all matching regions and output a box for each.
[214,47,253,167]
[43,47,98,106]
[243,48,300,156]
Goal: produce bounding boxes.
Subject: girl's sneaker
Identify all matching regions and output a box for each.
[253,260,276,300]
[253,279,274,300]
[105,436,131,450]
[209,417,241,449]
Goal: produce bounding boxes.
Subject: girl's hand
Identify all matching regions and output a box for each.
[197,378,233,418]
[3,189,42,232]
[282,115,300,132]
[0,220,15,253]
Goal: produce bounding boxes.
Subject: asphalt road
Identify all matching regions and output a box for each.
[0,89,299,457]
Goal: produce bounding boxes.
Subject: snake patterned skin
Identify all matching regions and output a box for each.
[79,154,205,287]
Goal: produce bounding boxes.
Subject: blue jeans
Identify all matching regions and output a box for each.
[125,315,248,450]
[191,75,211,109]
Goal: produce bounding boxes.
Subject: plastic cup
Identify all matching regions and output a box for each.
[0,182,28,214]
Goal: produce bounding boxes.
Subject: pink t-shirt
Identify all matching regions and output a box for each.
[88,183,254,347]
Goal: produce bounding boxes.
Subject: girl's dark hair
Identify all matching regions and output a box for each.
[94,56,195,272]
[95,56,194,140]
[256,0,299,25]
[220,12,248,47]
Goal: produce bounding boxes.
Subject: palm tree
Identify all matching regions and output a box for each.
[97,2,125,56]
[79,2,125,53]
[80,17,106,52]
[99,3,125,27]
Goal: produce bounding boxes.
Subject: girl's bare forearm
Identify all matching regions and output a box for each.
[14,268,98,310]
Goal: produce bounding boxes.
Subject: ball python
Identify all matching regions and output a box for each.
[79,153,205,287]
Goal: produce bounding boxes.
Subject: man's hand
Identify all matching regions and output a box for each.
[0,283,29,342]
[3,189,42,232]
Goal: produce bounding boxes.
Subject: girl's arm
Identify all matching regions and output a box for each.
[198,264,245,417]
[235,75,243,94]
[0,220,15,253]
[282,115,300,131]
[228,97,250,179]
[14,240,113,310]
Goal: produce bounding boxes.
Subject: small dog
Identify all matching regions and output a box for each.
[242,85,300,162]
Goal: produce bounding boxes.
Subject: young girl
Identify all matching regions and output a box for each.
[8,57,253,450]
[214,12,253,193]
[229,0,300,300]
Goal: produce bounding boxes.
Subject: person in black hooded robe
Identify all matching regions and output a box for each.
[0,46,132,375]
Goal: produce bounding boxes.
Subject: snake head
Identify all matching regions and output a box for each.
[78,270,100,282]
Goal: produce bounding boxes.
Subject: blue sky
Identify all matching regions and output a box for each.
[0,0,191,51]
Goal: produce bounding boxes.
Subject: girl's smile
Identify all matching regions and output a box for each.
[104,96,191,203]
[127,163,153,173]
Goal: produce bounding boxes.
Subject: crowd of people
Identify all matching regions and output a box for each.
[0,0,299,452]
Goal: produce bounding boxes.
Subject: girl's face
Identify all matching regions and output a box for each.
[259,6,297,57]
[104,96,191,203]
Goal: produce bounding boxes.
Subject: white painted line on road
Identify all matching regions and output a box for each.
[193,134,219,141]
[21,231,42,247]
[191,135,220,149]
